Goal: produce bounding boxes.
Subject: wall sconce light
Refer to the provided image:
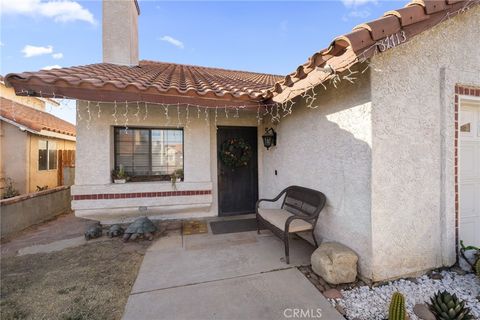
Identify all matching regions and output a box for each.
[262,128,277,150]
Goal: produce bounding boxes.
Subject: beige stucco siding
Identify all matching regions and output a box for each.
[370,6,480,280]
[260,70,373,277]
[0,121,28,194]
[0,83,45,111]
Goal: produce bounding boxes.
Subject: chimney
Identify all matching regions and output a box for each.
[102,0,140,66]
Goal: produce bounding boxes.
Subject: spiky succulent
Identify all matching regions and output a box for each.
[388,292,406,320]
[428,290,473,320]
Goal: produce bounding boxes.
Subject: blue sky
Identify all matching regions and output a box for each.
[0,0,408,123]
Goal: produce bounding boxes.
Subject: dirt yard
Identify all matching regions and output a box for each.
[1,239,149,320]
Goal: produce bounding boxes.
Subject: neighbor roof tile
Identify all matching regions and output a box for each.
[0,97,76,137]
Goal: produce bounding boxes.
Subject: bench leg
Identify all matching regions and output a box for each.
[284,233,290,264]
[312,230,319,247]
[256,214,260,234]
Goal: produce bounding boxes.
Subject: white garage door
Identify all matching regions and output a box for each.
[459,99,480,247]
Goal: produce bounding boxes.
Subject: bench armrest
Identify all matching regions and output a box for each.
[256,188,289,210]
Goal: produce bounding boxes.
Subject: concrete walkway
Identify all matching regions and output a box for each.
[123,222,344,320]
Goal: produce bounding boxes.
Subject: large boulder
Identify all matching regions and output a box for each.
[311,242,358,284]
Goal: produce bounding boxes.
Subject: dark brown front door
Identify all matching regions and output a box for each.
[217,126,258,216]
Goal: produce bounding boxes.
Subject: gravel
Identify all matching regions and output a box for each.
[329,271,480,320]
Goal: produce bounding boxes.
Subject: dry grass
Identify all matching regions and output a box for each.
[1,239,149,320]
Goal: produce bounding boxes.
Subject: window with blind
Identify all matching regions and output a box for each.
[38,140,57,171]
[114,127,184,181]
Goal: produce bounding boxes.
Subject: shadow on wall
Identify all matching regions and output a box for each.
[261,72,373,276]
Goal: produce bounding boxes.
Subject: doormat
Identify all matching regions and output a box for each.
[210,218,265,235]
[182,220,208,235]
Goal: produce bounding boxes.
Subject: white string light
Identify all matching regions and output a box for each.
[143,102,148,121]
[163,104,170,125]
[112,100,118,125]
[86,100,92,129]
[134,101,140,122]
[123,101,129,132]
[176,103,181,128]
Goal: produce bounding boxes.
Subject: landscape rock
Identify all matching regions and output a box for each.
[413,304,436,320]
[311,242,358,284]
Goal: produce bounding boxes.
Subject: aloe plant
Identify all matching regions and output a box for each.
[428,290,473,320]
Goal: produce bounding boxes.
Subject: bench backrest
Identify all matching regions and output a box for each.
[281,186,326,219]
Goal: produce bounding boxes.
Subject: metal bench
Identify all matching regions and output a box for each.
[256,186,326,264]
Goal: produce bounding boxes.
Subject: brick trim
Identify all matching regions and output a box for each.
[453,84,480,255]
[72,189,212,201]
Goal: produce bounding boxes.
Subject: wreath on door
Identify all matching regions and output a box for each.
[220,138,252,168]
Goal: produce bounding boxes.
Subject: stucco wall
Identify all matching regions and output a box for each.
[0,186,71,238]
[73,101,261,223]
[370,6,480,280]
[260,70,373,276]
[1,121,28,195]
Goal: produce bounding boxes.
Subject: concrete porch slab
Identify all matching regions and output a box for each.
[123,268,344,320]
[131,231,315,293]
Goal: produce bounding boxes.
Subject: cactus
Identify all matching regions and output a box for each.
[388,292,407,320]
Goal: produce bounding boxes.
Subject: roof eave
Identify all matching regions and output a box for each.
[6,77,267,108]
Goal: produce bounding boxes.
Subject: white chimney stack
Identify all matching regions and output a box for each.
[102,0,140,66]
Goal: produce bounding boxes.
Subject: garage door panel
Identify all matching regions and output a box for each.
[459,101,480,248]
[459,183,476,218]
[459,218,479,245]
[459,143,477,178]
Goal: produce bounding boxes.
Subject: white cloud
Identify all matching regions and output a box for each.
[52,52,63,59]
[0,41,4,46]
[341,0,377,8]
[159,36,184,49]
[342,9,371,21]
[0,0,96,25]
[42,65,62,70]
[22,45,53,57]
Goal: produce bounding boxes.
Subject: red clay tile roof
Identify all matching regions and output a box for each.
[5,61,283,106]
[265,0,479,100]
[0,97,76,137]
[4,0,478,105]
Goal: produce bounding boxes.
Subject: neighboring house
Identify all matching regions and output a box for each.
[0,93,76,196]
[4,0,479,281]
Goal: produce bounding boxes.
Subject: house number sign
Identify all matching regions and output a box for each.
[377,30,407,52]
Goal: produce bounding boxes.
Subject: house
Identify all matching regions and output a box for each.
[0,78,76,197]
[4,0,479,281]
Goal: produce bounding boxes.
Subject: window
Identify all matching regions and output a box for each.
[38,140,57,170]
[114,127,184,181]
